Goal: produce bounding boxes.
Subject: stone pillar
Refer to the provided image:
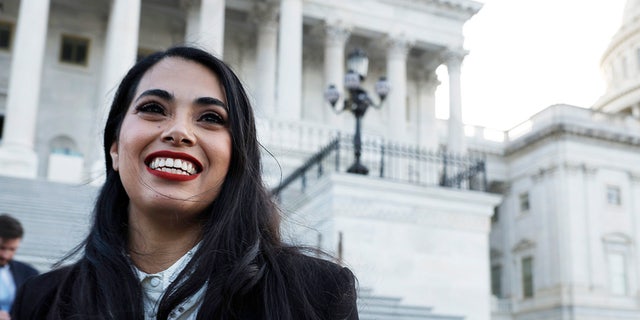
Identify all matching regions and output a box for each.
[276,0,303,120]
[323,22,351,126]
[252,2,279,118]
[417,70,440,150]
[99,0,141,115]
[0,0,51,178]
[386,36,412,142]
[92,0,140,181]
[184,0,225,57]
[444,49,467,154]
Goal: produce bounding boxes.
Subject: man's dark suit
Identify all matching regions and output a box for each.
[9,260,39,291]
[5,260,38,312]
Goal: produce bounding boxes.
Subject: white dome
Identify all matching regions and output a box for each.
[594,0,640,114]
[623,0,640,26]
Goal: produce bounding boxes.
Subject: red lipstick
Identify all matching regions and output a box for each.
[145,151,203,182]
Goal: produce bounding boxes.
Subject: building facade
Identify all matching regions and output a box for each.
[489,1,640,319]
[5,0,640,320]
[0,0,480,182]
[0,1,497,319]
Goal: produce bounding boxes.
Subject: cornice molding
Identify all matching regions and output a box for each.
[379,0,482,20]
[432,0,483,15]
[505,122,640,156]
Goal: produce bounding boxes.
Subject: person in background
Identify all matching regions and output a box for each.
[11,46,358,320]
[0,214,38,320]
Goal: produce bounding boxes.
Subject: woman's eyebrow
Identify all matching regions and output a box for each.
[195,97,228,110]
[135,89,174,102]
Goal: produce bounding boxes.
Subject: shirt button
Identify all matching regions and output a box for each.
[150,277,161,287]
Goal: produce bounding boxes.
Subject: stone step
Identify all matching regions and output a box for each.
[357,289,462,320]
[0,176,97,273]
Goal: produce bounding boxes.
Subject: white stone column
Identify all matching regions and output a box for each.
[0,0,51,178]
[92,0,140,182]
[184,0,225,57]
[386,36,412,142]
[324,22,350,126]
[252,2,279,118]
[276,0,303,120]
[444,49,467,154]
[99,0,140,114]
[417,70,440,150]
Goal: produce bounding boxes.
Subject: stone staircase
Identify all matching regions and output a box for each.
[0,176,463,320]
[358,289,463,320]
[0,176,97,271]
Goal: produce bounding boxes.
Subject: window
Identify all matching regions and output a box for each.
[606,185,621,205]
[636,48,640,72]
[622,56,629,79]
[59,35,90,65]
[519,192,530,213]
[491,265,502,297]
[522,256,534,298]
[0,114,4,140]
[608,252,627,295]
[0,21,13,50]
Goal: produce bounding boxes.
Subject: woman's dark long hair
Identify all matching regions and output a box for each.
[50,46,341,319]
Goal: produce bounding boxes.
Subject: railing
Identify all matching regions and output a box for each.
[271,134,487,198]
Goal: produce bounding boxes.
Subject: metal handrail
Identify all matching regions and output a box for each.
[270,138,340,197]
[270,135,487,198]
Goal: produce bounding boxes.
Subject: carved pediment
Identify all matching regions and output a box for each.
[512,238,535,253]
[602,232,632,245]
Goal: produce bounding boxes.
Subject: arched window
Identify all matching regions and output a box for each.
[49,135,80,156]
[47,135,83,183]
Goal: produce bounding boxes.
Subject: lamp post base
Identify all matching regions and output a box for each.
[347,162,369,175]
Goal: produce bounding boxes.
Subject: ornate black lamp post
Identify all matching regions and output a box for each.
[324,48,390,175]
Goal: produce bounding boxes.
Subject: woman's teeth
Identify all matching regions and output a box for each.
[148,157,197,175]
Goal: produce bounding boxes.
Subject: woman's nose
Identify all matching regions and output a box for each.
[162,117,196,146]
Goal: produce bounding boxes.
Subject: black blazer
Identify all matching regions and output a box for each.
[6,259,38,313]
[9,260,39,290]
[12,254,359,319]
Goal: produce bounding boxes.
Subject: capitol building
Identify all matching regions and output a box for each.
[1,0,640,319]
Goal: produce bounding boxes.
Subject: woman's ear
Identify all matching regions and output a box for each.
[109,142,119,171]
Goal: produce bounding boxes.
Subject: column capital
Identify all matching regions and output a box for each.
[179,0,200,9]
[442,48,468,70]
[324,22,351,47]
[251,1,279,29]
[385,34,414,59]
[418,70,440,92]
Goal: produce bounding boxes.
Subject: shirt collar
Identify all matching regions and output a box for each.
[133,241,201,289]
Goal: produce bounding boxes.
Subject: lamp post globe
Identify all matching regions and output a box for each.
[324,48,389,175]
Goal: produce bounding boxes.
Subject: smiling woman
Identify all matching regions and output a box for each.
[10,47,359,320]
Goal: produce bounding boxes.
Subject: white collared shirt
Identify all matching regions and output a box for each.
[0,264,16,311]
[133,244,206,320]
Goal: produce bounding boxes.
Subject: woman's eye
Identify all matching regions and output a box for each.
[199,112,226,125]
[136,103,166,115]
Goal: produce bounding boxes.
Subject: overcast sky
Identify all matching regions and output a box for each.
[435,0,627,131]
